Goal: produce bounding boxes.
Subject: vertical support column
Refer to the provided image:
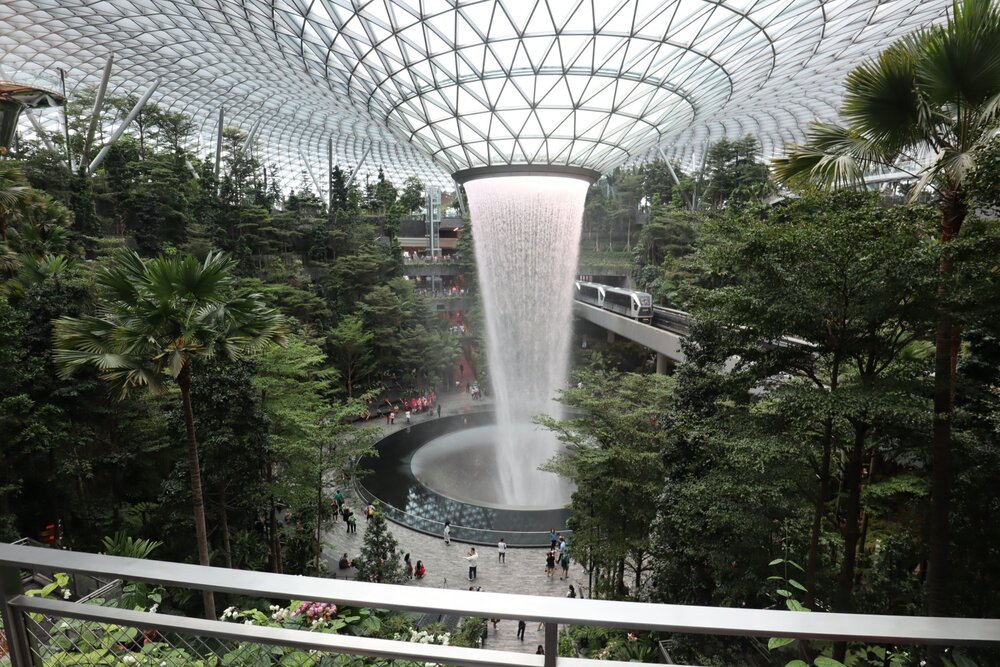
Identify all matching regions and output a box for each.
[544,622,558,667]
[214,107,224,178]
[87,78,161,175]
[656,352,668,375]
[607,330,616,344]
[82,53,114,163]
[0,566,32,666]
[57,68,74,173]
[328,137,334,218]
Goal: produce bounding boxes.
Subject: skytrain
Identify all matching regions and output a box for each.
[574,281,653,323]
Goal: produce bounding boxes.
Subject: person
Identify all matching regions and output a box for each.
[443,520,451,545]
[389,410,395,425]
[490,618,499,631]
[516,620,526,641]
[545,550,555,577]
[404,553,413,579]
[567,584,577,598]
[338,553,353,569]
[436,404,441,418]
[334,489,344,509]
[549,529,558,549]
[364,504,375,521]
[464,547,478,580]
[347,511,357,534]
[405,409,411,424]
[497,537,507,564]
[341,505,350,522]
[536,645,545,655]
[560,551,571,580]
[414,560,426,579]
[558,535,567,555]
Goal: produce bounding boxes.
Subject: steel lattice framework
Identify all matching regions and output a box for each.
[1,0,950,189]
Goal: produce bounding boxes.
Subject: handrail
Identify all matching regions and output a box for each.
[2,544,999,647]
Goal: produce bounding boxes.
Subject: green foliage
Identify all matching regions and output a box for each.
[453,617,487,648]
[355,506,407,584]
[538,370,674,600]
[101,531,162,559]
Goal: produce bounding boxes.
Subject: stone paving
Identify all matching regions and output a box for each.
[327,390,587,655]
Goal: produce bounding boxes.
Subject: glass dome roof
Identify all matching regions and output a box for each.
[1,0,950,187]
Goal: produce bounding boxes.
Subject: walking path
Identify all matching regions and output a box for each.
[331,390,585,655]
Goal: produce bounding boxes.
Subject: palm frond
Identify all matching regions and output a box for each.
[97,250,146,304]
[772,123,879,188]
[842,38,925,153]
[918,0,1000,109]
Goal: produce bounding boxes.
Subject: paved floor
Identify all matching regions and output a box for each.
[329,390,586,655]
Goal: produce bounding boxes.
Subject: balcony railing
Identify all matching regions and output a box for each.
[1,543,998,666]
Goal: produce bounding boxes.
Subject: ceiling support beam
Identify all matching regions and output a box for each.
[87,78,160,175]
[82,53,114,167]
[657,146,693,210]
[240,119,261,155]
[57,68,74,172]
[214,107,224,177]
[327,137,334,216]
[344,144,372,189]
[300,149,325,201]
[22,108,60,158]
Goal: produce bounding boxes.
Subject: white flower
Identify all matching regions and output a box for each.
[244,619,254,626]
[61,588,71,599]
[122,656,137,664]
[148,603,159,614]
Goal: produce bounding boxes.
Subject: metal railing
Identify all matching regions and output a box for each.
[2,543,999,667]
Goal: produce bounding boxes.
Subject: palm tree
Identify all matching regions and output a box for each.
[52,250,285,620]
[0,161,30,242]
[772,0,1000,639]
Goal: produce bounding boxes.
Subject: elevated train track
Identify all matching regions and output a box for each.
[573,283,810,367]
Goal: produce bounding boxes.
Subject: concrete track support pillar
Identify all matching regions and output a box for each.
[656,352,669,375]
[607,330,615,344]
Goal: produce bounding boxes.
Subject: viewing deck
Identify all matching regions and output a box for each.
[1,544,997,666]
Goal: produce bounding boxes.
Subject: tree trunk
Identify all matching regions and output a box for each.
[315,443,324,574]
[266,459,282,574]
[927,190,966,634]
[177,362,217,620]
[804,417,834,609]
[219,487,233,569]
[833,422,869,663]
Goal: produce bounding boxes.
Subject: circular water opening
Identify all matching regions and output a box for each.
[409,424,572,511]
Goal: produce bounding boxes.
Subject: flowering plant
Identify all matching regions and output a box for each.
[392,628,451,646]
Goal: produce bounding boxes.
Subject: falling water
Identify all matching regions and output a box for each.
[465,175,587,507]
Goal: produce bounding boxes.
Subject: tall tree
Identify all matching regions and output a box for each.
[51,250,286,619]
[772,0,1000,632]
[538,371,674,600]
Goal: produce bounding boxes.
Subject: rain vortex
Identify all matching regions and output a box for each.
[465,175,586,507]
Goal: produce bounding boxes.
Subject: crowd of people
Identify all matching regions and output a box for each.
[328,490,359,534]
[372,390,441,425]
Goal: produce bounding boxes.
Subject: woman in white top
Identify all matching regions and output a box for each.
[497,538,507,563]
